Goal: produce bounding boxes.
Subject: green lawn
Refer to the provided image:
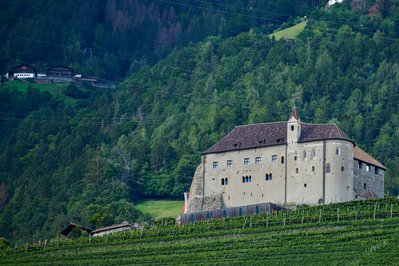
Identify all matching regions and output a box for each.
[135,200,184,219]
[269,20,307,40]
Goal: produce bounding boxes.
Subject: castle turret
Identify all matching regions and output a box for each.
[287,106,301,143]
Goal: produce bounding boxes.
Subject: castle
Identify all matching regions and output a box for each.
[186,107,385,213]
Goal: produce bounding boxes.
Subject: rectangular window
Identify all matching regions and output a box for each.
[255,157,261,164]
[227,160,233,167]
[326,163,331,173]
[336,148,340,155]
[366,165,370,172]
[375,168,379,175]
[244,158,250,166]
[271,155,277,162]
[212,161,218,169]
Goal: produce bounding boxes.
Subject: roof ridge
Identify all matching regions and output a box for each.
[235,121,287,127]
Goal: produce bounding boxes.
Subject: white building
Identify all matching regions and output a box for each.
[186,107,385,212]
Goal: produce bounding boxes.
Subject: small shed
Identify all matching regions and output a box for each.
[90,221,139,237]
[60,223,93,237]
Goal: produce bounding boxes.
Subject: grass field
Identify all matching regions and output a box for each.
[269,21,307,40]
[1,198,399,265]
[135,200,184,219]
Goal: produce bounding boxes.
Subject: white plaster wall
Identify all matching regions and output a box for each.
[204,145,286,207]
[324,140,354,203]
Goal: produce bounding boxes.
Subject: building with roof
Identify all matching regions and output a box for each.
[12,64,37,79]
[186,107,385,212]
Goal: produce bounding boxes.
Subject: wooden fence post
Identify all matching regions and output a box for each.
[373,204,377,220]
[337,208,340,222]
[390,204,393,219]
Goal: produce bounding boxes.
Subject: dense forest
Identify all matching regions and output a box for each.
[0,0,318,80]
[1,0,399,243]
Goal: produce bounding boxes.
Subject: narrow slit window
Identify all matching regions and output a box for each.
[281,156,285,164]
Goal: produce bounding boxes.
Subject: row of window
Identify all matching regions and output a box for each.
[357,161,379,174]
[213,155,283,168]
[220,174,274,185]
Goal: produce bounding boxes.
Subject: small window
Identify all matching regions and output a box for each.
[359,161,363,169]
[227,160,233,168]
[249,176,252,182]
[265,173,272,181]
[225,178,228,185]
[281,156,285,164]
[364,183,367,190]
[303,151,307,159]
[255,157,261,164]
[294,156,297,161]
[336,148,340,155]
[221,179,224,185]
[366,165,370,172]
[311,149,316,159]
[304,183,307,188]
[269,173,272,180]
[341,166,344,172]
[244,158,250,166]
[272,155,277,162]
[213,161,218,168]
[312,166,315,172]
[375,168,379,175]
[242,176,245,183]
[245,176,249,183]
[291,125,294,131]
[347,186,349,191]
[295,168,299,174]
[265,174,269,180]
[326,163,331,173]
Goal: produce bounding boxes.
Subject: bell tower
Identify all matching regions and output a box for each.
[287,106,301,143]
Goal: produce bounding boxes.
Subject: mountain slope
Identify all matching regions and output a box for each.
[2,1,399,243]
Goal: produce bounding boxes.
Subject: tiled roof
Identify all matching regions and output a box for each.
[203,122,352,154]
[90,222,133,234]
[354,146,386,170]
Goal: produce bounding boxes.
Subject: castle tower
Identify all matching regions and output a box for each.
[287,106,301,143]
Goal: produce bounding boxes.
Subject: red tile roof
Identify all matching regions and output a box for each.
[354,146,386,170]
[203,121,353,154]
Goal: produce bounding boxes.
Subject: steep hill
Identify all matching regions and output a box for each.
[2,0,399,243]
[0,0,316,79]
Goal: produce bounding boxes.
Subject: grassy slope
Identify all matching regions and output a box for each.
[269,21,307,40]
[135,200,184,219]
[1,199,399,265]
[0,80,75,104]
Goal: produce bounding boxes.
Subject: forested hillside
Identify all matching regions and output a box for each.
[1,0,399,243]
[0,0,315,79]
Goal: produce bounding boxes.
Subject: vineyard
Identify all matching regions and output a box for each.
[1,198,399,265]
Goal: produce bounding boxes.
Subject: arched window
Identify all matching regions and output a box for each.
[245,176,249,183]
[265,174,269,180]
[249,176,252,182]
[221,179,224,185]
[242,176,245,183]
[311,149,316,159]
[225,178,228,185]
[326,163,331,173]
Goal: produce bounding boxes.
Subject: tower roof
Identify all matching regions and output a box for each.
[290,106,300,121]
